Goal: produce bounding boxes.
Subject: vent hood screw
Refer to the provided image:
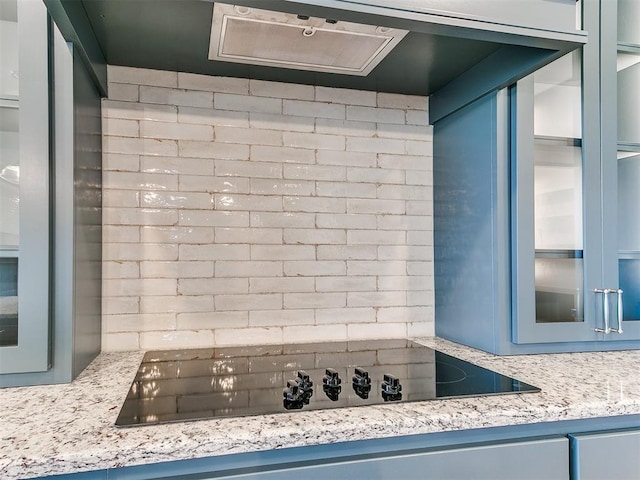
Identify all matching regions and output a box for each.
[297,15,310,20]
[302,27,316,37]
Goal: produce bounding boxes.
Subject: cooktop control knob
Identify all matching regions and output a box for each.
[322,368,342,401]
[283,379,305,410]
[352,367,372,399]
[295,370,314,393]
[381,373,402,402]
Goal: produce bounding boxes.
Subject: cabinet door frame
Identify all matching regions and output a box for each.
[0,0,52,374]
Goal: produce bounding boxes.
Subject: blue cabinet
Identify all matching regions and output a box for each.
[569,429,640,480]
[434,0,640,354]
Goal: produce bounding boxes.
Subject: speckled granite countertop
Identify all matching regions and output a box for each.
[2,338,640,479]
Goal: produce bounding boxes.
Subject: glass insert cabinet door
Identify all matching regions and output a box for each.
[0,0,51,374]
[612,0,640,337]
[511,50,596,344]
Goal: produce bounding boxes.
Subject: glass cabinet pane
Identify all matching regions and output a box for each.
[618,0,640,45]
[0,1,19,348]
[532,51,584,324]
[0,0,51,374]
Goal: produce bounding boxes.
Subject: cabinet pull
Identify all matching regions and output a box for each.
[610,289,624,334]
[594,288,624,334]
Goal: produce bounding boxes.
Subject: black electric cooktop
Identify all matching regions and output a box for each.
[116,340,539,427]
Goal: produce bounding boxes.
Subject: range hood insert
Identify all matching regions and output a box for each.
[208,3,409,76]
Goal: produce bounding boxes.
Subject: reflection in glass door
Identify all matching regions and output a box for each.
[0,0,20,348]
[532,51,584,324]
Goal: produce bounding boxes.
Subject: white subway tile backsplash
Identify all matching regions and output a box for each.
[105,136,178,157]
[141,156,213,176]
[315,307,375,324]
[178,278,248,295]
[102,67,433,350]
[250,80,314,100]
[103,261,139,279]
[282,132,345,151]
[179,141,249,160]
[347,198,405,215]
[104,100,177,122]
[141,295,214,313]
[250,212,315,228]
[140,330,215,350]
[315,213,376,230]
[346,322,407,340]
[102,332,140,351]
[283,99,345,119]
[103,153,140,172]
[140,121,213,141]
[140,191,212,209]
[347,260,406,276]
[314,118,376,137]
[215,327,283,346]
[317,245,377,260]
[103,243,178,262]
[103,207,178,226]
[251,245,315,261]
[215,93,282,114]
[179,175,248,193]
[283,292,346,309]
[316,181,376,199]
[250,113,315,133]
[346,137,404,154]
[215,227,282,245]
[215,194,282,212]
[405,109,429,126]
[179,244,250,261]
[316,86,376,106]
[283,228,345,245]
[346,167,405,185]
[102,296,139,315]
[249,277,315,293]
[215,126,282,146]
[251,146,315,164]
[347,291,406,307]
[216,261,283,278]
[178,106,249,127]
[250,178,315,196]
[178,73,248,94]
[140,86,213,108]
[141,261,214,279]
[315,276,376,292]
[103,226,140,243]
[104,118,139,138]
[284,260,346,277]
[215,294,283,311]
[347,106,405,125]
[109,65,177,87]
[107,82,139,102]
[215,159,282,179]
[103,190,139,208]
[178,210,249,227]
[249,309,314,327]
[103,313,176,333]
[177,311,249,329]
[376,92,428,111]
[316,150,376,167]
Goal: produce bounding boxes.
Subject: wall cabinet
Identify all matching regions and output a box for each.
[0,0,102,386]
[434,0,640,354]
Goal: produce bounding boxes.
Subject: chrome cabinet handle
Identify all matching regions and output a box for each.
[594,288,624,334]
[610,289,624,334]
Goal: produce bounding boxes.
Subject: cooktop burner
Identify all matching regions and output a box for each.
[115,340,539,427]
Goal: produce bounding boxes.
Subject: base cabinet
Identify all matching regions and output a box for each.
[207,438,569,480]
[569,429,640,480]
